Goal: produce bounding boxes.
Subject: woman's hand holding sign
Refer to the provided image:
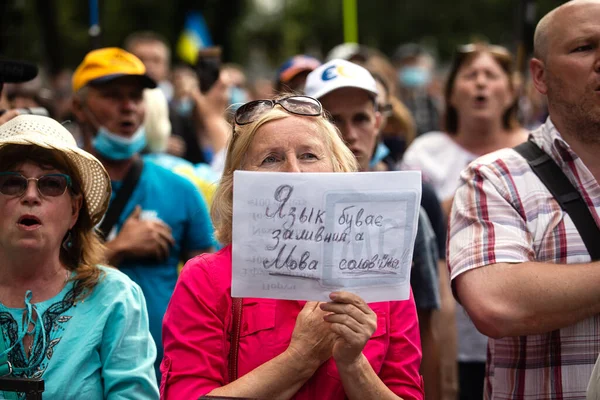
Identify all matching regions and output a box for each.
[288,301,337,371]
[320,291,378,366]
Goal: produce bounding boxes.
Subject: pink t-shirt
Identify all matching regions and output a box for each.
[160,246,424,400]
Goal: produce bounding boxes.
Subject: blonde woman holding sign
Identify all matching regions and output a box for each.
[160,96,425,400]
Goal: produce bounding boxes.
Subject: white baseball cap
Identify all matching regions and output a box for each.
[304,59,378,100]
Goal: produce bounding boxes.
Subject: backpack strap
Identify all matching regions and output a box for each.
[97,157,144,240]
[514,140,600,260]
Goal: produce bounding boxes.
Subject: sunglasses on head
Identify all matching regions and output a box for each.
[457,43,512,59]
[234,95,322,126]
[0,172,72,197]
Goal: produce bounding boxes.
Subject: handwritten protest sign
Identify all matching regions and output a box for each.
[232,171,422,302]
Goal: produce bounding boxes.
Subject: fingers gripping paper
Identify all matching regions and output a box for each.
[232,171,422,302]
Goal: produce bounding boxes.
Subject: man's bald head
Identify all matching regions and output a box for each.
[534,0,600,61]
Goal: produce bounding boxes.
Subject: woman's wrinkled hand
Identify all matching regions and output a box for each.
[287,301,337,369]
[319,291,377,367]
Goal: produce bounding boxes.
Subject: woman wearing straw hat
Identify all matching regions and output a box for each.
[0,115,158,399]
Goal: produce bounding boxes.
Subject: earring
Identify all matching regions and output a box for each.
[62,230,73,251]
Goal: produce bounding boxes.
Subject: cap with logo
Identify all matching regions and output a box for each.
[277,55,321,84]
[304,59,378,100]
[72,47,157,92]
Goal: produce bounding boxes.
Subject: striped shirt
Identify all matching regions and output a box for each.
[448,118,600,399]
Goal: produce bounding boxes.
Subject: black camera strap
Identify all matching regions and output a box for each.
[514,139,600,260]
[98,158,144,240]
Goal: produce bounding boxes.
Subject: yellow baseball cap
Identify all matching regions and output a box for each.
[72,47,157,92]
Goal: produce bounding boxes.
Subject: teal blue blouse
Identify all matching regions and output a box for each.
[0,266,159,399]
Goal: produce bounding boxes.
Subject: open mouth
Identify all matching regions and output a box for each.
[474,95,488,107]
[17,215,41,228]
[120,121,135,130]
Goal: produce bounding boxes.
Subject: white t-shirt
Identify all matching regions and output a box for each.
[401,131,487,362]
[401,131,478,201]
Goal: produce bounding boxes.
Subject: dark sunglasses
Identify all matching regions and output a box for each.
[234,95,322,126]
[0,172,72,197]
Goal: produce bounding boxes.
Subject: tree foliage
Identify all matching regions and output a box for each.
[0,0,566,78]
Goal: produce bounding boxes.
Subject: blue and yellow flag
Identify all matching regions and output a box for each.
[176,12,213,64]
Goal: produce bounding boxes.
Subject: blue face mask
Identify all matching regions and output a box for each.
[369,142,391,169]
[92,126,147,160]
[229,86,248,107]
[398,66,431,88]
[175,98,194,116]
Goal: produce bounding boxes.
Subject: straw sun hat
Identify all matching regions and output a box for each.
[0,115,111,225]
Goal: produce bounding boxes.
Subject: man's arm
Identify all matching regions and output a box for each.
[455,260,600,338]
[0,109,20,126]
[447,151,600,338]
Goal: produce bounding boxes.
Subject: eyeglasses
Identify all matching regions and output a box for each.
[0,172,72,197]
[378,103,393,117]
[234,95,322,126]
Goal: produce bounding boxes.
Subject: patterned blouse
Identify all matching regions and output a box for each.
[0,266,159,399]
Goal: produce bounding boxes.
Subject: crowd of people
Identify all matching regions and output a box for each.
[2,1,600,399]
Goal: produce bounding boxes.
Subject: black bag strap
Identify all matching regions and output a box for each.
[98,158,144,240]
[514,140,600,260]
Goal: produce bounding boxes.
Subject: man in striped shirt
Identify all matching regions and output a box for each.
[448,1,600,399]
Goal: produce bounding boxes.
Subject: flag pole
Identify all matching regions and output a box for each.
[89,0,101,50]
[343,0,358,43]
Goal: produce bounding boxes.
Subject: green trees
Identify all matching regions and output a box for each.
[0,0,565,78]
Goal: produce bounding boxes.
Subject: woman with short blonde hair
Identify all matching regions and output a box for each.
[162,95,425,400]
[212,102,358,245]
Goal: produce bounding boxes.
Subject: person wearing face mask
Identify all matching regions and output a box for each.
[401,43,527,400]
[71,47,216,382]
[393,44,440,137]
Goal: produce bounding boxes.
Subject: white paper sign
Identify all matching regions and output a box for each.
[232,171,422,303]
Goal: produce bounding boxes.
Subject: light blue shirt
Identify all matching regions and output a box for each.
[0,266,159,400]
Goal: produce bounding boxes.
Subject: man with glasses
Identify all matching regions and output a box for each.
[305,59,443,399]
[71,47,215,380]
[448,1,600,398]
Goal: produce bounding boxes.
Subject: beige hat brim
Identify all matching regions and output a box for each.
[0,136,111,226]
